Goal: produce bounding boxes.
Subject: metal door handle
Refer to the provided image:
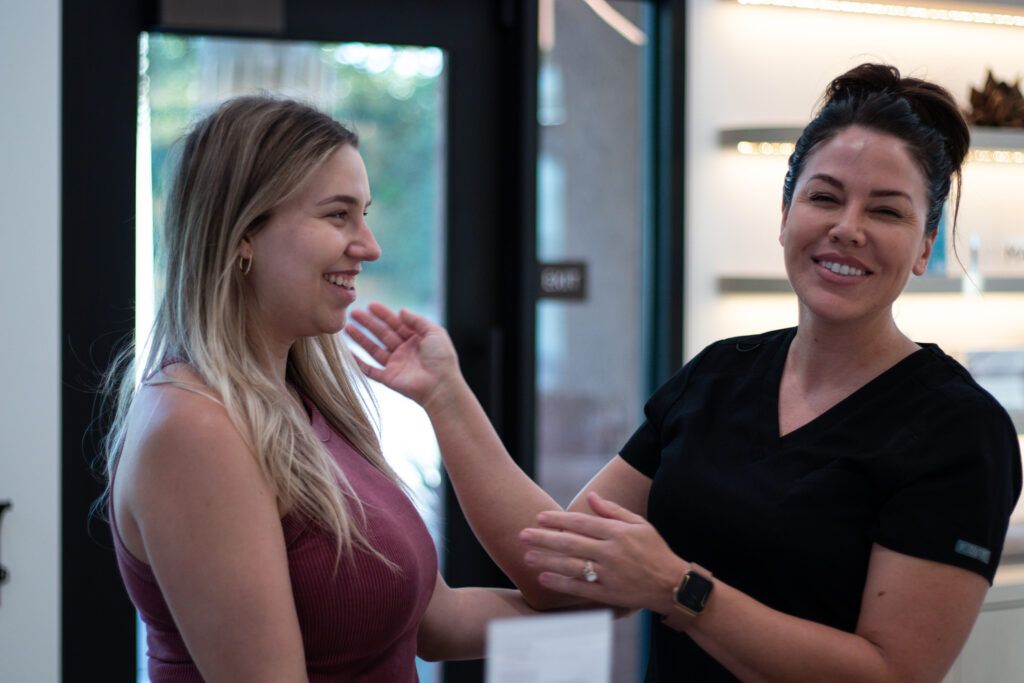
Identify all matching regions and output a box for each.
[0,499,10,605]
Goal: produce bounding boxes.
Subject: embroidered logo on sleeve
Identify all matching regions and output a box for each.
[954,539,992,565]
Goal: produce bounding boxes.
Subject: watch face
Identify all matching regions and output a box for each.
[677,571,713,613]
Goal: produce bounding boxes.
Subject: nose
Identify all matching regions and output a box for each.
[349,220,382,262]
[828,206,866,247]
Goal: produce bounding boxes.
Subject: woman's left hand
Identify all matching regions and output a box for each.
[345,303,462,409]
[519,491,687,614]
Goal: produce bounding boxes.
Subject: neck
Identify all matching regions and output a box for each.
[264,345,291,387]
[788,306,917,390]
[255,339,309,414]
[247,324,294,390]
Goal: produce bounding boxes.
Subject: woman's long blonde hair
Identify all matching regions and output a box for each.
[103,96,400,564]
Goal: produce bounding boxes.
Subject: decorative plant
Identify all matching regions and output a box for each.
[966,69,1024,128]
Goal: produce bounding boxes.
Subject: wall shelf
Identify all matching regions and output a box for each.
[717,125,1024,296]
[718,275,1024,294]
[719,126,1024,157]
[732,0,1024,29]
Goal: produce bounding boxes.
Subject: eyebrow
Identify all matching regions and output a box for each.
[315,194,372,208]
[806,174,913,201]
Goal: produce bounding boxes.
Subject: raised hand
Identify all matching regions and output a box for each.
[345,303,462,409]
[519,492,686,614]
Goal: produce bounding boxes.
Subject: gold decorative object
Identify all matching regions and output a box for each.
[967,70,1024,128]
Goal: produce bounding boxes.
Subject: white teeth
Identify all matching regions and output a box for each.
[819,260,866,277]
[323,273,355,288]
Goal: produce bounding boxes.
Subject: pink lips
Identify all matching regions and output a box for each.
[323,271,358,307]
[324,269,360,279]
[326,280,357,306]
[812,252,871,273]
[811,254,871,286]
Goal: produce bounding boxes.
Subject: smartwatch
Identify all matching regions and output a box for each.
[662,563,713,629]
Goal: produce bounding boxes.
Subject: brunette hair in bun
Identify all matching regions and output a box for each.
[782,63,970,238]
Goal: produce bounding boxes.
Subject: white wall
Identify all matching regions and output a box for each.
[0,0,61,680]
[685,0,1024,357]
[685,6,1024,678]
[943,582,1024,682]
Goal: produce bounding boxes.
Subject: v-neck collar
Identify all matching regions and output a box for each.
[760,328,933,450]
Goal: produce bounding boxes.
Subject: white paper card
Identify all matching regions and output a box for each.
[484,610,612,683]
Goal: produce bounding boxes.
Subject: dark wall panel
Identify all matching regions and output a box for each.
[62,0,147,679]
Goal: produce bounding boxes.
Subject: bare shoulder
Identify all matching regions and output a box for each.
[125,364,252,475]
[113,365,306,679]
[115,364,277,560]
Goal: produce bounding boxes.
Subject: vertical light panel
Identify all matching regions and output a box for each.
[0,0,61,681]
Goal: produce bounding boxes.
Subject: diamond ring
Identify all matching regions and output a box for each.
[582,560,598,583]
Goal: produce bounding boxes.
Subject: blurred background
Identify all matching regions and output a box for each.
[2,0,1022,681]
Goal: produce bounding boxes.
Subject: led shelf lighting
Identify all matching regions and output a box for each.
[969,149,1024,163]
[722,127,1024,164]
[736,0,1024,28]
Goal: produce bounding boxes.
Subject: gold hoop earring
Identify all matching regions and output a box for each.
[239,254,253,275]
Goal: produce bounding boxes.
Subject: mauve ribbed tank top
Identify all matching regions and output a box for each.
[110,397,437,682]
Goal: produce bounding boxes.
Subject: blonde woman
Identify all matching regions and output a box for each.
[103,96,532,682]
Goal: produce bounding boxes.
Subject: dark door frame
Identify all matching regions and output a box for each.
[61,0,684,680]
[63,2,537,681]
[650,0,687,385]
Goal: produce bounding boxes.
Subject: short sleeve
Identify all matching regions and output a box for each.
[619,344,713,478]
[873,401,1022,583]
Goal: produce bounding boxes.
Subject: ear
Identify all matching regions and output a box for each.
[238,237,254,260]
[911,231,936,276]
[779,201,790,247]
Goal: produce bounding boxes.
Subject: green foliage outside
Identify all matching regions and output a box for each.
[143,33,445,317]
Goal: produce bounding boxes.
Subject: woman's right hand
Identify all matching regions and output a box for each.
[345,303,462,410]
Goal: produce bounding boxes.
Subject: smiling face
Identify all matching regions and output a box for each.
[240,144,380,348]
[780,126,934,327]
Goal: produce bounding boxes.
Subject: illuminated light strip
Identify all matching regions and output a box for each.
[736,0,1024,27]
[580,0,648,45]
[539,0,555,52]
[736,141,796,156]
[969,149,1024,164]
[736,141,1024,163]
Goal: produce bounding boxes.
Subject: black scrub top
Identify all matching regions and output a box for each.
[620,327,1021,683]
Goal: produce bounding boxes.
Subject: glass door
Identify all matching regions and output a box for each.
[63,3,538,681]
[535,1,656,680]
[136,31,448,682]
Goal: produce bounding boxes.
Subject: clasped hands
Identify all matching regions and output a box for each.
[346,303,689,616]
[521,491,687,616]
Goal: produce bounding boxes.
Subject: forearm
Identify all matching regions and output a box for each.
[525,501,982,683]
[424,378,573,608]
[346,306,581,606]
[417,588,534,661]
[679,581,915,683]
